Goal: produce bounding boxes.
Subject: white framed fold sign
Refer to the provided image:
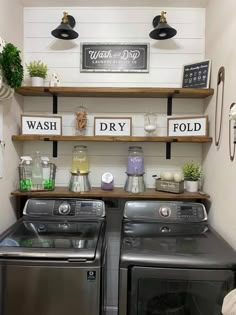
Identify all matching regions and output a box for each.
[81,43,149,73]
[21,115,62,136]
[167,116,208,137]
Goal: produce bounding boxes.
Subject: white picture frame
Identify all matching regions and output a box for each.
[21,115,62,136]
[94,117,132,136]
[167,116,208,137]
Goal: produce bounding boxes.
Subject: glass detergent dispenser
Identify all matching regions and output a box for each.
[124,146,146,193]
[71,145,89,174]
[70,145,91,192]
[126,146,144,175]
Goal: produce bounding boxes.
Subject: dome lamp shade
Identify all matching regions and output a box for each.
[51,12,79,40]
[149,11,177,40]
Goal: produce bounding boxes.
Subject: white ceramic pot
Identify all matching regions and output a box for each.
[185,180,198,192]
[31,77,44,87]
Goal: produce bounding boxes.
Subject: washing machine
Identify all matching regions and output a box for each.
[0,198,106,315]
[119,200,236,315]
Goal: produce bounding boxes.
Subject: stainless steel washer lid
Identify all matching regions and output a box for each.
[0,219,104,260]
[120,222,236,269]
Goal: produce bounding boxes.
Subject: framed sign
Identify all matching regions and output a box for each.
[167,116,208,137]
[182,60,211,88]
[94,117,132,136]
[81,43,149,73]
[21,115,62,136]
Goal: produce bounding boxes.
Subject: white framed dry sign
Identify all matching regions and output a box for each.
[167,116,208,137]
[21,115,62,136]
[94,117,132,136]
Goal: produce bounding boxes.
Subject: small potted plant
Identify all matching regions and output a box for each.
[182,161,201,192]
[26,60,48,86]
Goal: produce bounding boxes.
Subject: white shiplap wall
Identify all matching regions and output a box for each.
[23,7,206,189]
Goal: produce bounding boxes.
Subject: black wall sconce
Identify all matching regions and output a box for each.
[149,11,177,40]
[51,12,79,40]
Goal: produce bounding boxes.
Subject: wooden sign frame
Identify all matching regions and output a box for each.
[81,43,149,73]
[167,116,208,137]
[182,60,211,89]
[94,117,132,136]
[21,115,62,136]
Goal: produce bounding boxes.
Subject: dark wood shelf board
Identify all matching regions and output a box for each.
[11,187,210,199]
[15,87,214,99]
[11,135,212,143]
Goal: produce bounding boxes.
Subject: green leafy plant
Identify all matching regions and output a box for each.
[26,60,48,78]
[0,43,24,88]
[182,161,201,181]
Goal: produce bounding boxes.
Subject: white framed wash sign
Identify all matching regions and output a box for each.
[167,116,208,137]
[21,115,62,136]
[94,117,132,136]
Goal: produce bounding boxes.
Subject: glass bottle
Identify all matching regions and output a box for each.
[75,105,88,135]
[126,146,144,175]
[71,145,89,174]
[144,112,157,136]
[19,156,32,191]
[31,151,43,190]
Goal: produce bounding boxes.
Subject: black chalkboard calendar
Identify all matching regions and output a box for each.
[182,60,211,88]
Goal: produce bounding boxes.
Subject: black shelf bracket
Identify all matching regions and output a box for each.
[166,96,173,159]
[53,95,58,114]
[52,94,58,157]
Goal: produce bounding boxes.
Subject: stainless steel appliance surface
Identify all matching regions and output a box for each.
[118,201,236,315]
[0,198,106,315]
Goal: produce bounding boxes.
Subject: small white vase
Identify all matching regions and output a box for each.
[185,180,198,192]
[31,77,44,87]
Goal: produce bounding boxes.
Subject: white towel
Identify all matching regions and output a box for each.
[222,289,236,315]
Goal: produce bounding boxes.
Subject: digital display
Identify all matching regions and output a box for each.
[180,206,193,215]
[81,202,93,208]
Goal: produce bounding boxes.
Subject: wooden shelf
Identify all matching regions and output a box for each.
[11,135,213,143]
[15,86,214,99]
[11,187,210,199]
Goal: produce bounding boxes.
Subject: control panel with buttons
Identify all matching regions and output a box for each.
[23,198,105,218]
[124,201,207,223]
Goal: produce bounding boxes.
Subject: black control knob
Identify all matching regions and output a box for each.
[58,202,71,215]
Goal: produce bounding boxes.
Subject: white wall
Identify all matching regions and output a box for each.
[23,7,207,189]
[0,0,24,232]
[204,0,236,249]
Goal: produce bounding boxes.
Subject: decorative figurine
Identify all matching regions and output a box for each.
[50,72,60,87]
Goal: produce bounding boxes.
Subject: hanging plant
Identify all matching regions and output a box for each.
[0,43,24,88]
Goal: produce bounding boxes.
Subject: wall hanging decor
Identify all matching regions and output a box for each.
[167,116,208,137]
[182,60,211,89]
[81,43,149,73]
[149,11,177,40]
[0,36,23,100]
[214,66,225,147]
[94,117,132,136]
[21,115,62,136]
[51,12,78,40]
[229,102,236,161]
